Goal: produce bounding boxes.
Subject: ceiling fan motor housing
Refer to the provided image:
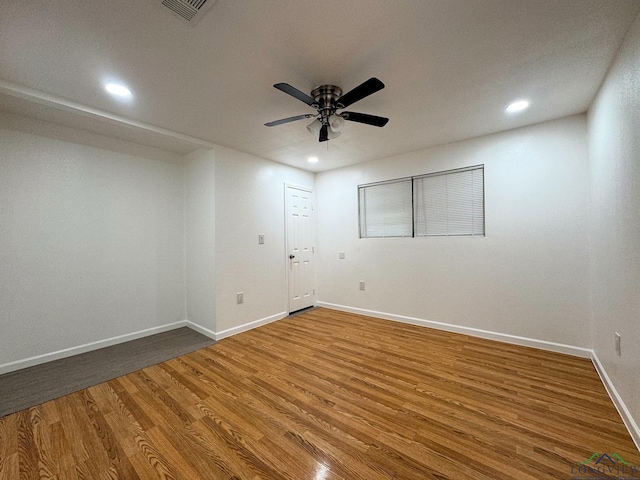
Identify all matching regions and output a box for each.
[311,85,342,121]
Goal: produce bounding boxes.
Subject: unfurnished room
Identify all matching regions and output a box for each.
[1,1,639,479]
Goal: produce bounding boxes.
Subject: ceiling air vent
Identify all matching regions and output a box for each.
[160,0,217,25]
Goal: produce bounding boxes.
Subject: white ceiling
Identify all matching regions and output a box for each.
[1,0,638,172]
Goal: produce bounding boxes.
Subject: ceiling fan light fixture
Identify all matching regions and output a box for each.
[306,119,322,136]
[329,114,345,131]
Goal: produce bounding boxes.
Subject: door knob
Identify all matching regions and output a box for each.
[289,254,295,259]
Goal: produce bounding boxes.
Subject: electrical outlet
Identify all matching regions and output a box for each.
[237,292,244,304]
[615,332,621,356]
[258,234,265,245]
[359,281,365,291]
[339,252,345,259]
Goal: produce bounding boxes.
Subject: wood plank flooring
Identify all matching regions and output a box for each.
[1,308,638,479]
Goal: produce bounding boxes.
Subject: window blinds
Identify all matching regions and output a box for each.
[358,165,484,238]
[413,166,484,236]
[359,179,413,238]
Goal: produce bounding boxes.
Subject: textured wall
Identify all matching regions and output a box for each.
[0,127,185,368]
[588,12,640,439]
[214,145,314,334]
[316,116,591,347]
[185,149,217,333]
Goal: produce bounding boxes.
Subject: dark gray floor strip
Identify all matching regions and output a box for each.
[0,327,215,418]
[288,305,318,317]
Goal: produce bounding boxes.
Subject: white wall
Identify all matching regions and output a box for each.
[0,123,185,371]
[214,145,314,336]
[0,113,315,367]
[588,12,640,440]
[184,149,217,334]
[316,115,591,348]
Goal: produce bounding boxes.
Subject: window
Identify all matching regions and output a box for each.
[358,165,484,238]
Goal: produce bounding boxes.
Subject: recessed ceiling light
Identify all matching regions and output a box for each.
[105,83,133,98]
[505,100,529,113]
[308,157,319,163]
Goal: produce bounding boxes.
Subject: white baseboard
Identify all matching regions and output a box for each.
[185,320,217,340]
[213,311,288,341]
[0,312,287,376]
[591,351,640,452]
[318,302,592,358]
[0,320,188,375]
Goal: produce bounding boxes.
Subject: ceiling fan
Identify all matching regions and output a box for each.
[265,77,389,142]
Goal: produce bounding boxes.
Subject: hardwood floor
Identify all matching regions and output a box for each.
[1,308,637,479]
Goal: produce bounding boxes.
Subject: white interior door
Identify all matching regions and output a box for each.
[286,185,315,313]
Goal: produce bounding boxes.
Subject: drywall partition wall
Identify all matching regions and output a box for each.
[0,126,186,373]
[214,145,314,337]
[184,149,217,337]
[588,12,640,445]
[316,115,591,349]
[0,112,183,165]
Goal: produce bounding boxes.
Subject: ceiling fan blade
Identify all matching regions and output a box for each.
[264,114,313,127]
[319,124,329,142]
[342,111,389,127]
[336,78,385,108]
[273,83,316,106]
